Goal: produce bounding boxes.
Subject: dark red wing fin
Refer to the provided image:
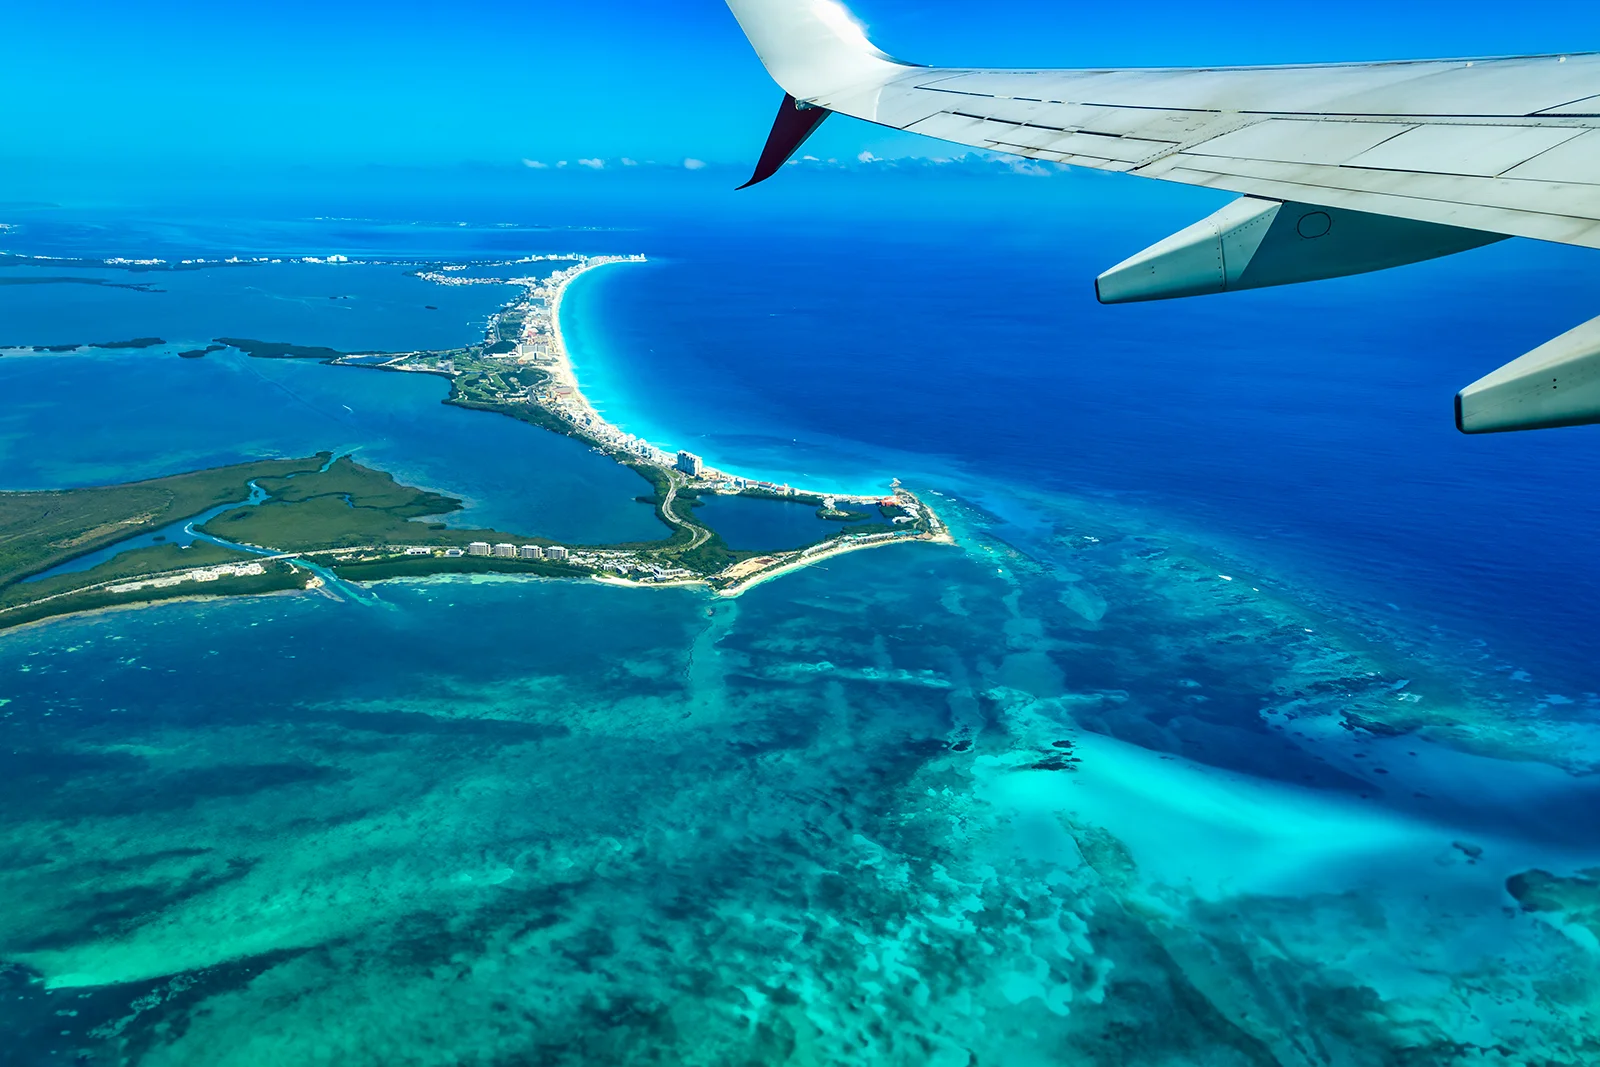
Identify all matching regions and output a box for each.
[738,94,832,189]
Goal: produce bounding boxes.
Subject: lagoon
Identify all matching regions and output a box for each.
[694,493,847,552]
[0,349,665,546]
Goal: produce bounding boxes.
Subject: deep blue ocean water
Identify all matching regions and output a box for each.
[561,210,1600,692]
[2,190,1599,1064]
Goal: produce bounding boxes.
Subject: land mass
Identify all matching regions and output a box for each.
[0,255,949,630]
[0,457,330,631]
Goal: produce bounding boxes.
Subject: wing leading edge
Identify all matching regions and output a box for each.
[724,0,1600,433]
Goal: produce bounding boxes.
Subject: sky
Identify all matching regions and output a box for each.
[4,0,1600,184]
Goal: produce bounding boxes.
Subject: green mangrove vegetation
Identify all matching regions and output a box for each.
[214,337,347,360]
[200,457,522,552]
[0,455,327,585]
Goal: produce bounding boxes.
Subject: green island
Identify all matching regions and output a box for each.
[0,255,949,631]
[0,277,160,292]
[0,337,168,353]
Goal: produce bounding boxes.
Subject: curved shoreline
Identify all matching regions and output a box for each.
[551,259,889,499]
[506,256,954,595]
[545,259,659,461]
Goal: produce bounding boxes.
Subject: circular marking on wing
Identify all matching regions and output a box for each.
[1297,211,1333,239]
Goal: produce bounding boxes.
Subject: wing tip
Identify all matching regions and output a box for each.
[739,94,831,190]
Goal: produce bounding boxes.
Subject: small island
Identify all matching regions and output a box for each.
[0,254,949,631]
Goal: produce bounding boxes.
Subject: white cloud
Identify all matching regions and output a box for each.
[683,158,707,170]
[521,159,548,169]
[557,160,569,168]
[772,149,1068,178]
[620,157,639,167]
[1005,159,1054,176]
[578,158,606,170]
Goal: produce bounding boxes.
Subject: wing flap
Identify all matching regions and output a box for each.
[1006,130,1173,164]
[1499,129,1600,179]
[904,111,1172,168]
[1344,124,1586,177]
[1186,120,1417,166]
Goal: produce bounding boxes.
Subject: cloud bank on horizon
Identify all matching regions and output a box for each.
[511,151,1056,176]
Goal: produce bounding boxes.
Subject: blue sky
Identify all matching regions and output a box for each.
[4,0,1599,177]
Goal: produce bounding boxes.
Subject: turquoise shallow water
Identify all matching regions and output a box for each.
[3,498,1598,1064]
[3,212,1600,1064]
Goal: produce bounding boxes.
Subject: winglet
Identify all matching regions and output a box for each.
[724,0,910,104]
[739,95,832,189]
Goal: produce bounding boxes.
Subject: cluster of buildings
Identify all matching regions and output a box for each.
[106,561,268,595]
[462,542,570,560]
[413,269,512,288]
[379,536,716,583]
[467,256,687,468]
[379,540,699,584]
[731,477,797,495]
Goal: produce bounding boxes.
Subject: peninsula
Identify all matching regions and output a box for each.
[0,254,949,632]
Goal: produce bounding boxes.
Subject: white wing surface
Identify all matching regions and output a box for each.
[726,0,1600,247]
[724,0,1600,434]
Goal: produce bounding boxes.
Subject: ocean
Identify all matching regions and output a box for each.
[560,209,1600,690]
[1,186,1598,1065]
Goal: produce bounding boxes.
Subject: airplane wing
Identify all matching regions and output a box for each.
[724,0,1600,434]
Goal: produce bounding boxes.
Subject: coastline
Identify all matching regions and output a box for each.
[708,525,956,598]
[488,254,952,597]
[0,252,951,633]
[546,259,641,455]
[554,262,888,499]
[512,254,688,471]
[0,584,316,638]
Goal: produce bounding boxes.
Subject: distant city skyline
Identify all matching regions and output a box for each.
[4,0,1599,180]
